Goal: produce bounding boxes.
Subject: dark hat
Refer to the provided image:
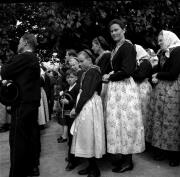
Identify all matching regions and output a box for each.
[0,80,20,106]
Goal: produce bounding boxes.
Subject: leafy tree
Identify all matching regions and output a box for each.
[0,1,180,63]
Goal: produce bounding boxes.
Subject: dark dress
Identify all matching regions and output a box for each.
[95,51,112,109]
[95,51,112,76]
[1,51,41,177]
[146,46,180,151]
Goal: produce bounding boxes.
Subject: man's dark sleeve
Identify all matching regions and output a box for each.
[1,54,30,80]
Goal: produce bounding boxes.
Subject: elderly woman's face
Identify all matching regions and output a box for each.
[158,34,167,50]
[110,24,125,43]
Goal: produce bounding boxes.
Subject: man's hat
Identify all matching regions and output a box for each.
[0,80,20,106]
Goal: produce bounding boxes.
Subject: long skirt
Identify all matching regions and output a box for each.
[137,79,152,132]
[100,83,108,117]
[0,103,7,127]
[38,88,49,125]
[146,76,180,151]
[70,92,106,158]
[105,77,145,154]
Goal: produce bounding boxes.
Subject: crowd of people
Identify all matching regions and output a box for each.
[0,18,180,177]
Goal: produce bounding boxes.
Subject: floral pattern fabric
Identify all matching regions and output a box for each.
[146,76,180,151]
[137,79,152,132]
[105,77,145,154]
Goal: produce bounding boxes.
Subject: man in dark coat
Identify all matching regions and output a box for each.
[0,33,41,177]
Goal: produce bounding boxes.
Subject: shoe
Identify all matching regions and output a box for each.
[87,169,101,177]
[65,162,78,171]
[169,160,180,167]
[112,158,124,166]
[78,166,90,175]
[57,136,67,143]
[112,162,133,173]
[65,157,69,162]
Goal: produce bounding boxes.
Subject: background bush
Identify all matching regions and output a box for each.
[0,0,180,62]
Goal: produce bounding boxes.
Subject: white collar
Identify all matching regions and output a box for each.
[69,83,76,91]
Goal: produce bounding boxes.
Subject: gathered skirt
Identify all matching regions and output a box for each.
[137,79,152,132]
[105,77,145,154]
[38,88,49,125]
[71,92,106,158]
[146,77,180,151]
[0,103,7,126]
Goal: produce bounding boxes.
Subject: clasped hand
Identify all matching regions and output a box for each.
[102,71,114,82]
[102,74,109,82]
[152,73,158,84]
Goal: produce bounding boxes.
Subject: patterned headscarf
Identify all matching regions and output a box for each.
[160,30,180,57]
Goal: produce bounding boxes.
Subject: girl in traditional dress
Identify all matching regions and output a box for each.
[133,44,152,133]
[103,19,145,173]
[146,30,180,166]
[70,49,105,177]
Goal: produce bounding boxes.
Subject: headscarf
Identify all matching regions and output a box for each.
[135,44,150,65]
[160,30,180,58]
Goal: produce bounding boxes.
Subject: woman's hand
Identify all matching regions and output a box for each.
[152,73,157,78]
[102,71,114,82]
[102,74,108,82]
[70,108,76,118]
[152,77,158,84]
[152,73,158,84]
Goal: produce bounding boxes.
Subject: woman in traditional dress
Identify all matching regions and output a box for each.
[70,49,105,177]
[146,30,180,166]
[133,44,152,133]
[92,36,111,76]
[91,36,112,111]
[103,19,145,173]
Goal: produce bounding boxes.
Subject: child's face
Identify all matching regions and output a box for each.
[66,74,77,86]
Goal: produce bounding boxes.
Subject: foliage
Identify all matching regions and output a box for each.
[0,0,180,62]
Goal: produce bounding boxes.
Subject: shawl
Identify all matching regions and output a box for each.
[161,30,180,58]
[135,44,150,65]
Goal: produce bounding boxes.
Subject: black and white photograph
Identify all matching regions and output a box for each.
[0,1,180,177]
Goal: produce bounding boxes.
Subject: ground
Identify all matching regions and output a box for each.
[0,119,180,177]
